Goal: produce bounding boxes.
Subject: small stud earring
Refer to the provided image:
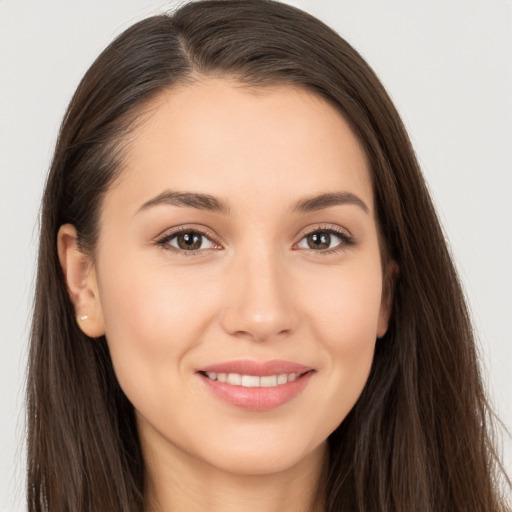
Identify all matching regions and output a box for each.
[77,314,89,322]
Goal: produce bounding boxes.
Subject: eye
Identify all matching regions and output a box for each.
[296,227,354,254]
[157,227,220,255]
[156,225,355,257]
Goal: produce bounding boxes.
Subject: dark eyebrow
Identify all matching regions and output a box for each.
[136,190,369,216]
[137,190,231,215]
[291,191,369,214]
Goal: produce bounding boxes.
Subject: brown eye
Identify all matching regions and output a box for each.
[161,229,218,253]
[176,232,203,250]
[297,228,353,253]
[305,231,333,250]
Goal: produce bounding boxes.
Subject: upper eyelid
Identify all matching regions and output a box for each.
[300,224,351,238]
[157,225,218,242]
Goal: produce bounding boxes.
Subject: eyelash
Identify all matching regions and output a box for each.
[155,225,355,257]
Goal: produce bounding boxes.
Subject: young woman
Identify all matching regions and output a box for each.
[27,1,510,511]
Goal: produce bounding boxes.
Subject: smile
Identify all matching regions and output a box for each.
[197,360,314,411]
[203,371,302,387]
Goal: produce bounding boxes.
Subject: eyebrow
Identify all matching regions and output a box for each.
[137,190,369,215]
[291,191,369,214]
[137,190,232,215]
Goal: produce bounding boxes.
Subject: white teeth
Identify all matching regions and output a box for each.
[260,375,278,387]
[227,373,242,385]
[204,371,305,387]
[277,373,288,385]
[241,375,260,387]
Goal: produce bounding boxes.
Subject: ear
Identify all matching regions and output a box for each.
[377,260,399,339]
[57,224,105,338]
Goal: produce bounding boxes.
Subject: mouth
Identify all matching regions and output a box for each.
[199,370,309,387]
[196,360,314,411]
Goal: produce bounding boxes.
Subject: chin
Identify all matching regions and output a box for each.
[198,434,327,477]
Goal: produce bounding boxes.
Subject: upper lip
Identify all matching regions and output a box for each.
[197,359,313,376]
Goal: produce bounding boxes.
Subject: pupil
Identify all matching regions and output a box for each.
[178,232,201,250]
[309,232,330,250]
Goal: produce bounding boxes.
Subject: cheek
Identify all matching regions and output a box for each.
[324,285,381,354]
[96,250,215,402]
[300,263,382,422]
[99,241,214,336]
[305,261,383,352]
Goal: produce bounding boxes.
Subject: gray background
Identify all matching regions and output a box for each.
[1,1,510,510]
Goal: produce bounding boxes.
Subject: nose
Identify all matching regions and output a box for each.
[220,244,299,343]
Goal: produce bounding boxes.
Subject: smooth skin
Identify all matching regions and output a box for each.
[58,78,395,512]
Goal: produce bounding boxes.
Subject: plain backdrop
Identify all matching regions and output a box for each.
[1,1,511,510]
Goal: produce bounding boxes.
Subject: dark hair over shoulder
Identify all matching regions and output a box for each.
[27,1,510,511]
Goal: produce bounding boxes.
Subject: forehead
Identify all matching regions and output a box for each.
[105,78,373,219]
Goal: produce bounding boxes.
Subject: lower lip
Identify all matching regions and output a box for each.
[199,372,314,412]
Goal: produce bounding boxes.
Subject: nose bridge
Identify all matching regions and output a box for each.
[220,236,298,342]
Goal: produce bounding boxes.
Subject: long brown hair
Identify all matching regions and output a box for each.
[27,1,510,510]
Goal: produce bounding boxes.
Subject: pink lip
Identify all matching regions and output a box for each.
[198,359,312,376]
[196,359,314,412]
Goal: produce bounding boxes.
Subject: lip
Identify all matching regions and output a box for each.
[198,359,312,376]
[196,359,314,412]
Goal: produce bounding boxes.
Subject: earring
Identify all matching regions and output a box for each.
[77,314,89,323]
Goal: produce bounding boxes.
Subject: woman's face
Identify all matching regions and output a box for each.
[80,79,392,476]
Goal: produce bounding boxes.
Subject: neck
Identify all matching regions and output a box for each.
[142,436,328,512]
